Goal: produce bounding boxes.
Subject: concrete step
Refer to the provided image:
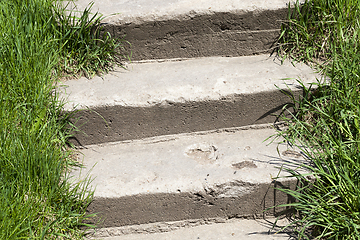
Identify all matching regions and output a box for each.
[58,54,319,146]
[87,218,293,240]
[71,126,308,229]
[63,1,315,234]
[67,0,301,60]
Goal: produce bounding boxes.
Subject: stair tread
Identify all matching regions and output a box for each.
[74,126,304,198]
[88,218,291,240]
[59,55,318,111]
[69,0,299,24]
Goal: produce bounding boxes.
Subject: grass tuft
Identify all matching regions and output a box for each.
[278,0,360,65]
[54,1,130,78]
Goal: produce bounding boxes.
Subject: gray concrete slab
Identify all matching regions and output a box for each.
[72,126,309,227]
[88,218,293,240]
[59,55,320,145]
[68,0,301,24]
[61,55,317,110]
[66,0,303,60]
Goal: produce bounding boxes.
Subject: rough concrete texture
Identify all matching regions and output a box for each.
[67,0,303,60]
[88,218,293,239]
[69,0,302,24]
[72,126,309,228]
[100,12,284,60]
[59,55,320,146]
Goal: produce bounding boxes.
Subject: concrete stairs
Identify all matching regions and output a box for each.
[60,0,318,239]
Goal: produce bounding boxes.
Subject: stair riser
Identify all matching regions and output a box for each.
[68,90,299,146]
[104,9,288,61]
[86,180,296,228]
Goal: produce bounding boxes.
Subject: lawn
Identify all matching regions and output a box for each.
[273,0,360,239]
[0,0,125,238]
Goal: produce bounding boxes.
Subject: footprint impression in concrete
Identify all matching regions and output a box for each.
[184,143,219,164]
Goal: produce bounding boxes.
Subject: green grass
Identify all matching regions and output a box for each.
[273,0,360,239]
[0,0,127,238]
[54,1,130,78]
[278,0,360,65]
